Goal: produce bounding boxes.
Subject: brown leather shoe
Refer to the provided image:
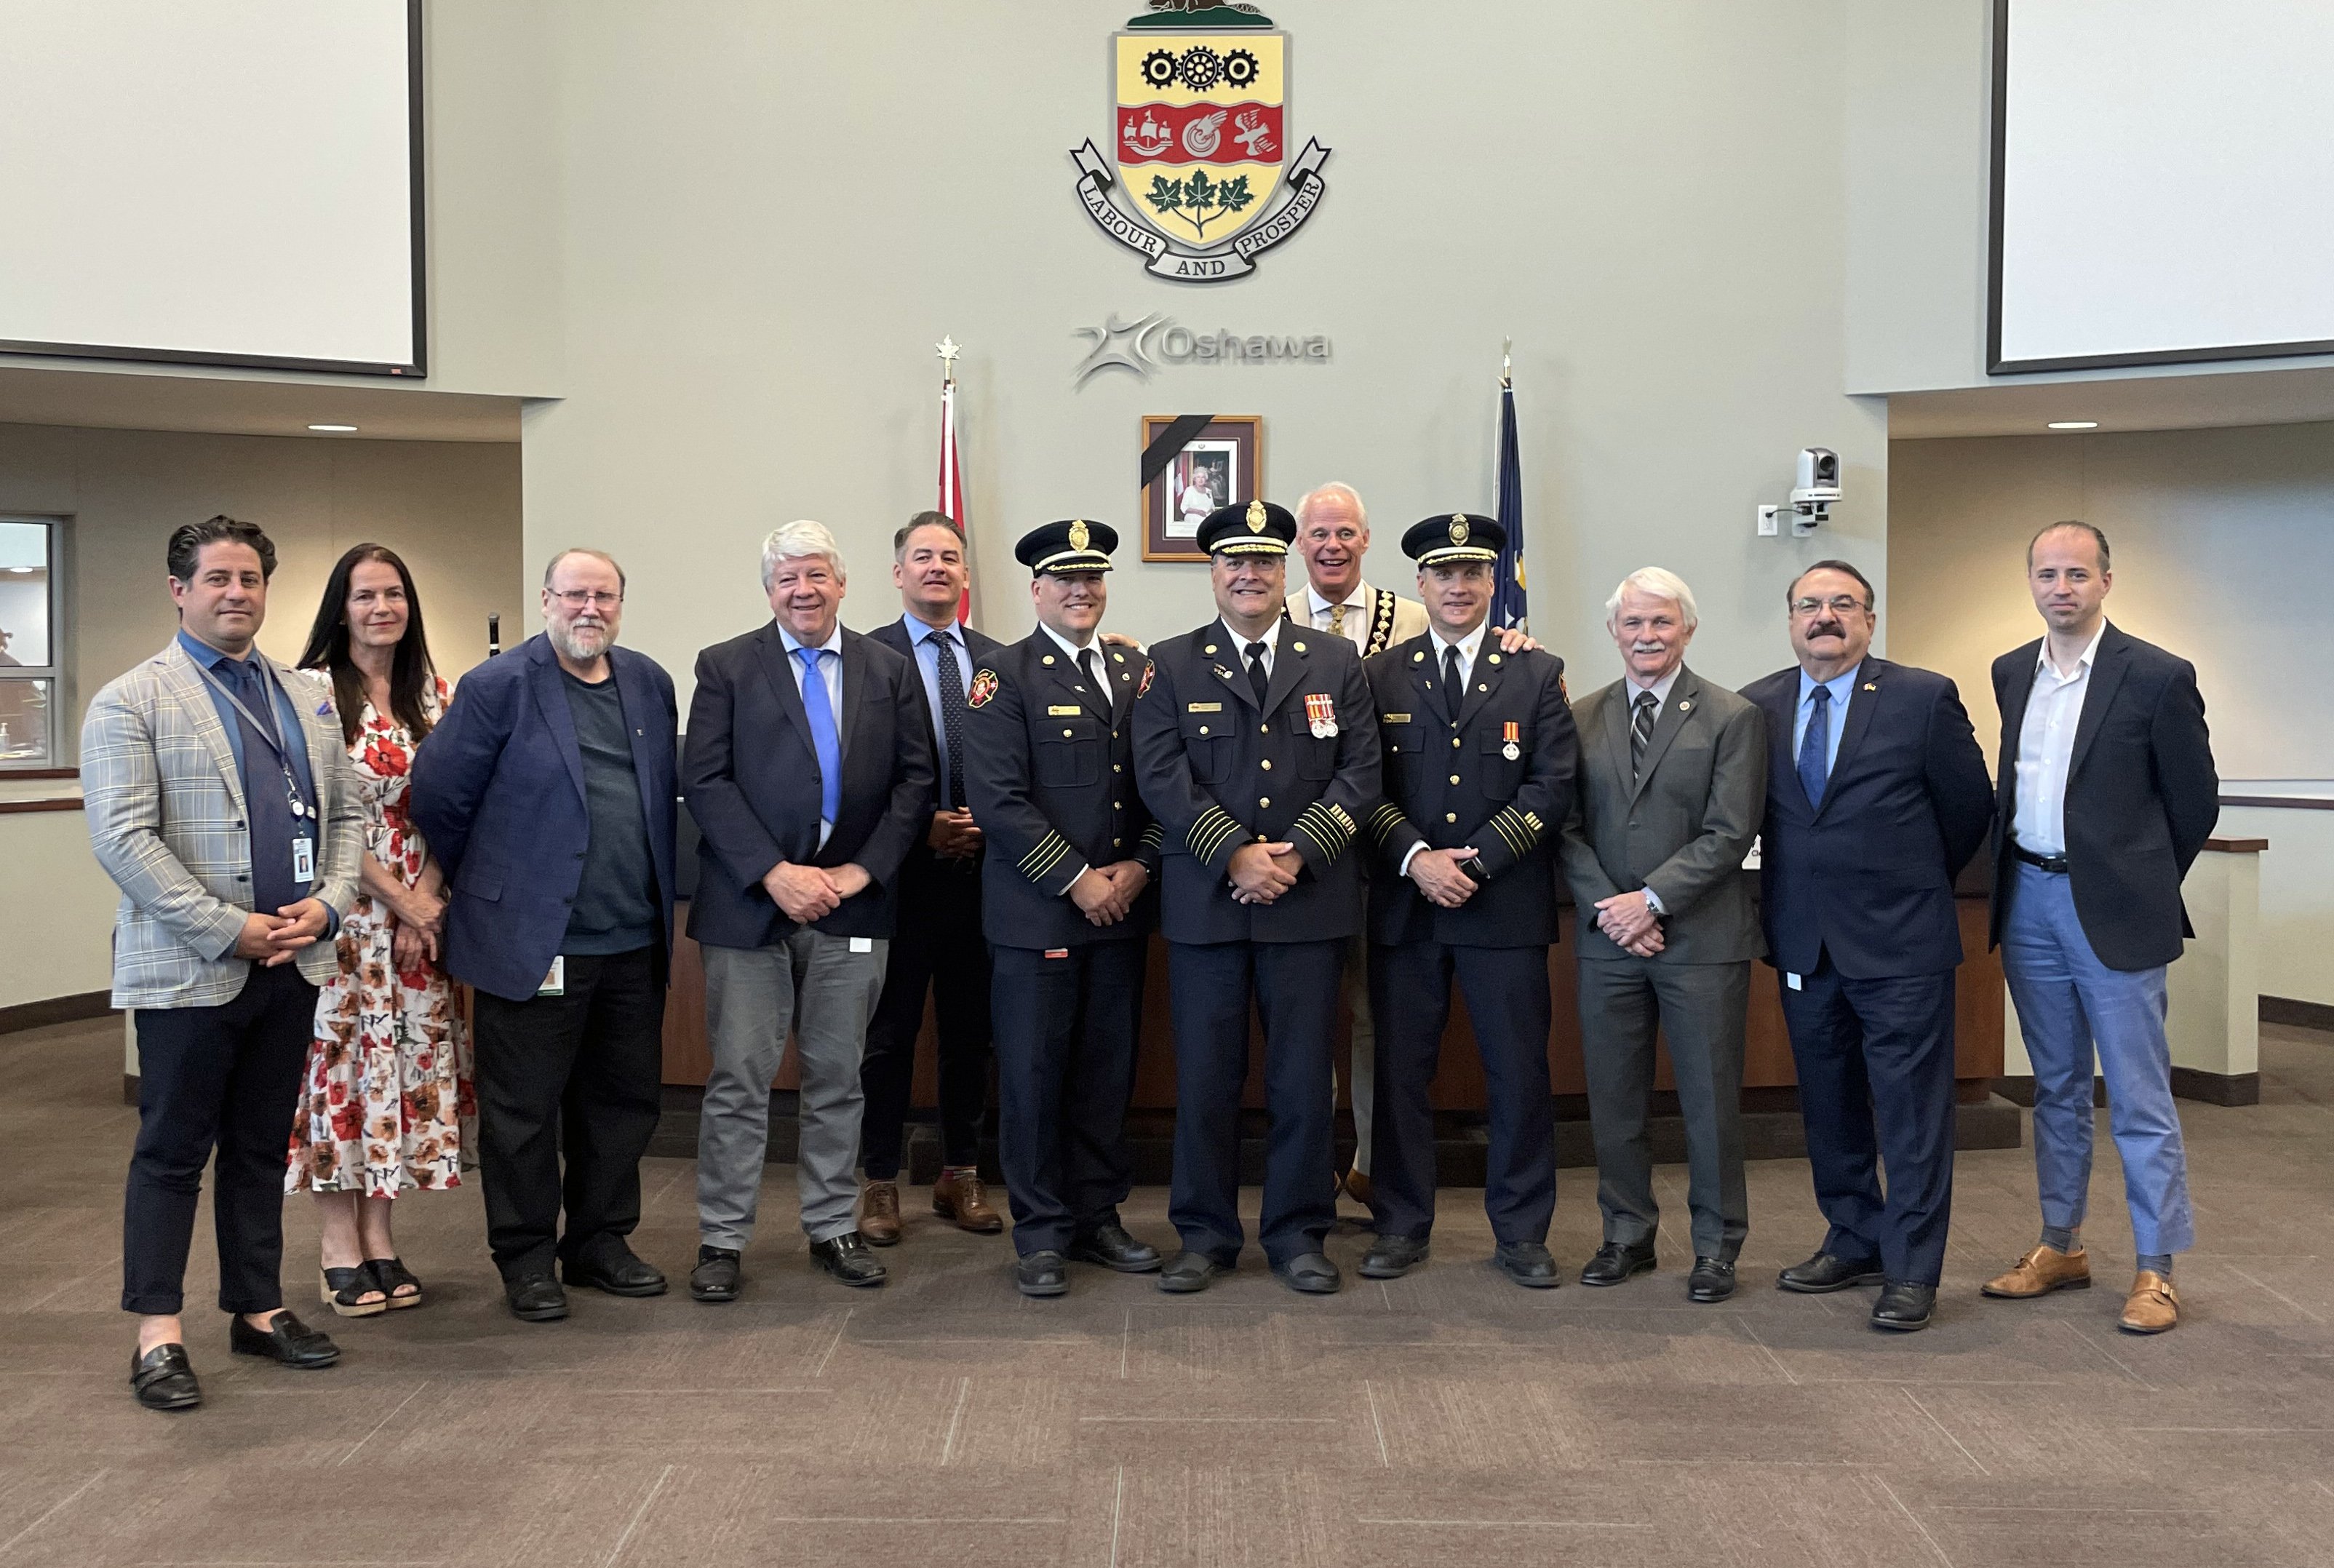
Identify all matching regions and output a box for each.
[1339,1166,1374,1208]
[860,1181,901,1247]
[2119,1270,2178,1334]
[1980,1243,2091,1298]
[933,1169,1004,1234]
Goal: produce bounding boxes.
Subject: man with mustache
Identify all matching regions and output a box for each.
[1741,562,1993,1331]
[410,549,680,1323]
[1558,568,1765,1302]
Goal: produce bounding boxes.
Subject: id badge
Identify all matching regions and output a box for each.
[538,956,567,997]
[291,836,315,884]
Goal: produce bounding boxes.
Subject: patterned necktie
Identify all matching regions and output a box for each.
[794,646,843,826]
[1329,602,1347,639]
[1245,640,1270,704]
[1630,691,1658,781]
[931,629,967,811]
[1798,683,1832,808]
[1442,644,1464,712]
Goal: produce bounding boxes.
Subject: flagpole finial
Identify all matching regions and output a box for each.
[937,335,961,384]
[1501,337,1512,389]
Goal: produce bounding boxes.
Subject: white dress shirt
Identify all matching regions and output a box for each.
[1219,615,1283,679]
[776,620,845,849]
[1305,581,1376,656]
[2012,623,2105,858]
[1398,619,1492,878]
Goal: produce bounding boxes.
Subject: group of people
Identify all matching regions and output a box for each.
[86,482,2216,1414]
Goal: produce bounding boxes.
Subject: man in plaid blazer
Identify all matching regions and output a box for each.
[84,517,362,1412]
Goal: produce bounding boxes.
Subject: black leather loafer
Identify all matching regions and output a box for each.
[130,1343,201,1411]
[228,1310,340,1369]
[1686,1257,1737,1303]
[1016,1251,1070,1297]
[1272,1251,1342,1295]
[1068,1224,1162,1273]
[1871,1281,1936,1332]
[1778,1251,1886,1294]
[810,1231,889,1288]
[1156,1251,1225,1294]
[566,1248,668,1297]
[1579,1240,1657,1286]
[1494,1241,1561,1289]
[506,1272,570,1322]
[690,1246,742,1303]
[1358,1235,1430,1278]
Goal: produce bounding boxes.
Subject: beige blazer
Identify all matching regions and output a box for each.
[1285,582,1429,658]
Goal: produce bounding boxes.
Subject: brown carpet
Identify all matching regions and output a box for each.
[1,1015,2330,1567]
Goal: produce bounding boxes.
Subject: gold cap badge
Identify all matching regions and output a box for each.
[1449,514,1469,546]
[1068,519,1090,552]
[1246,500,1267,533]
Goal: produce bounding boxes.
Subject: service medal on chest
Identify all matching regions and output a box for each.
[1304,692,1337,739]
[1502,720,1521,761]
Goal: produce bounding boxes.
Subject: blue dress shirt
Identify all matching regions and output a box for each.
[176,629,331,928]
[901,613,973,809]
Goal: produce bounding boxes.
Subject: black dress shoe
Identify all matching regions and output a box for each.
[566,1246,668,1297]
[1777,1250,1886,1294]
[506,1271,570,1322]
[1686,1257,1737,1303]
[1579,1240,1657,1286]
[1157,1251,1225,1294]
[810,1231,889,1288]
[1871,1281,1936,1332]
[1068,1224,1162,1273]
[1358,1235,1430,1278]
[1271,1251,1342,1295]
[1494,1241,1561,1289]
[130,1343,202,1411]
[228,1310,340,1369]
[1016,1251,1070,1297]
[690,1246,742,1303]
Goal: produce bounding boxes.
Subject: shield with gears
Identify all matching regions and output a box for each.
[1115,32,1286,250]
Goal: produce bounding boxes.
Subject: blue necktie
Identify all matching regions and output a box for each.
[796,646,842,827]
[1797,683,1832,808]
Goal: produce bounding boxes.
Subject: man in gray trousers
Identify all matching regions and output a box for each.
[680,521,935,1296]
[1560,568,1767,1303]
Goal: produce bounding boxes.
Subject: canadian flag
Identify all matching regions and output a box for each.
[937,343,971,624]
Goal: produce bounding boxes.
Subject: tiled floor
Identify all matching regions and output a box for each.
[2,1017,2330,1567]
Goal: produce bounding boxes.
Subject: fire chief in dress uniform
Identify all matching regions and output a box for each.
[961,519,1167,1298]
[1358,514,1578,1289]
[1132,500,1380,1295]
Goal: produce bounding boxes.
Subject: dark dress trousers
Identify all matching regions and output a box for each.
[1133,618,1379,1266]
[1986,623,2219,971]
[1362,635,1577,1244]
[859,616,1005,1179]
[1742,657,1994,1285]
[1558,666,1765,1262]
[963,629,1163,1254]
[408,634,679,1279]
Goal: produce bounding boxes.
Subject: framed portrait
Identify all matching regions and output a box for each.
[1142,415,1262,562]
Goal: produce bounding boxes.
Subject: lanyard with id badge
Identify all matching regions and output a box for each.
[194,658,319,888]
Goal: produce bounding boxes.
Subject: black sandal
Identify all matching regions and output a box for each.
[367,1257,423,1309]
[320,1265,388,1317]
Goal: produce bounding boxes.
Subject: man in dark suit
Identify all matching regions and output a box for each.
[962,519,1166,1296]
[680,520,933,1297]
[1981,522,2215,1334]
[1742,560,1994,1332]
[859,512,1007,1244]
[410,548,679,1323]
[1133,501,1379,1294]
[1559,568,1765,1302]
[1358,514,1577,1288]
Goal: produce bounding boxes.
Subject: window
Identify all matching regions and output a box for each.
[0,517,63,770]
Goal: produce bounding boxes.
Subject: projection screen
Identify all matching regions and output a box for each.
[0,0,423,377]
[1991,0,2334,374]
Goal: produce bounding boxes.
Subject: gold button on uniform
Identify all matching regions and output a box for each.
[1450,774,1461,784]
[1199,725,1210,735]
[1062,728,1074,737]
[1446,813,1458,823]
[1260,797,1271,808]
[1451,737,1462,749]
[1260,759,1272,770]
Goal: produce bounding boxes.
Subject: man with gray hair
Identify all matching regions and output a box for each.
[680,521,934,1297]
[1558,567,1765,1302]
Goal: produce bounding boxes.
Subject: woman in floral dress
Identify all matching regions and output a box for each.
[286,544,474,1316]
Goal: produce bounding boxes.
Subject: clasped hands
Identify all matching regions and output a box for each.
[234,899,332,967]
[764,860,873,924]
[926,808,983,860]
[388,881,447,971]
[1227,840,1303,906]
[1070,860,1150,926]
[1593,888,1665,958]
[1407,846,1479,909]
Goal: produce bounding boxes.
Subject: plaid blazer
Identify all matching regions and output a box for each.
[81,640,364,1008]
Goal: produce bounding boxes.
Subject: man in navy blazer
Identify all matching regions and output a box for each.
[680,520,934,1298]
[410,548,679,1323]
[1742,561,1992,1332]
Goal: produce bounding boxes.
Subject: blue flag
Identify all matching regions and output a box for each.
[1491,378,1529,633]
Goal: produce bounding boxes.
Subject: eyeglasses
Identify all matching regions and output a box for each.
[1790,595,1868,617]
[550,589,623,610]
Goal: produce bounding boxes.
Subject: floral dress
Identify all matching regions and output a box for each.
[287,680,475,1195]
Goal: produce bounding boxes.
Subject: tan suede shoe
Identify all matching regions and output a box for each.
[860,1181,901,1247]
[1980,1243,2092,1298]
[933,1169,1004,1234]
[2119,1271,2178,1334]
[1339,1165,1374,1208]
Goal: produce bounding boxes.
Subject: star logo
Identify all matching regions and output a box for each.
[1072,312,1166,386]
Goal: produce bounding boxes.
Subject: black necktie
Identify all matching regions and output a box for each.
[932,629,967,810]
[1442,644,1464,711]
[1078,648,1102,707]
[1630,691,1658,781]
[1246,640,1270,704]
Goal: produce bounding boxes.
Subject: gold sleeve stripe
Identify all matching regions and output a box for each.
[1019,831,1072,882]
[1138,822,1165,848]
[1294,802,1355,858]
[1486,808,1539,859]
[1367,802,1406,846]
[1189,806,1243,863]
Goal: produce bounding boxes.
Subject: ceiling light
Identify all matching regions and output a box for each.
[307,423,358,433]
[2046,420,2098,430]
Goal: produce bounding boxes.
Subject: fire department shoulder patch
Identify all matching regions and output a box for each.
[968,669,1000,709]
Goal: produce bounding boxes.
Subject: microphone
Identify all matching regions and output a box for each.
[487,613,501,658]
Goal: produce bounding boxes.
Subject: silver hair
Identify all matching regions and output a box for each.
[1294,482,1368,530]
[760,520,847,592]
[1604,567,1700,629]
[542,547,626,592]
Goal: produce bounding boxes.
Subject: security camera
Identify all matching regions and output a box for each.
[1786,447,1841,536]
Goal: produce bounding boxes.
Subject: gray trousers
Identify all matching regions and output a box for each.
[1341,931,1377,1177]
[1577,956,1750,1262]
[699,933,888,1248]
